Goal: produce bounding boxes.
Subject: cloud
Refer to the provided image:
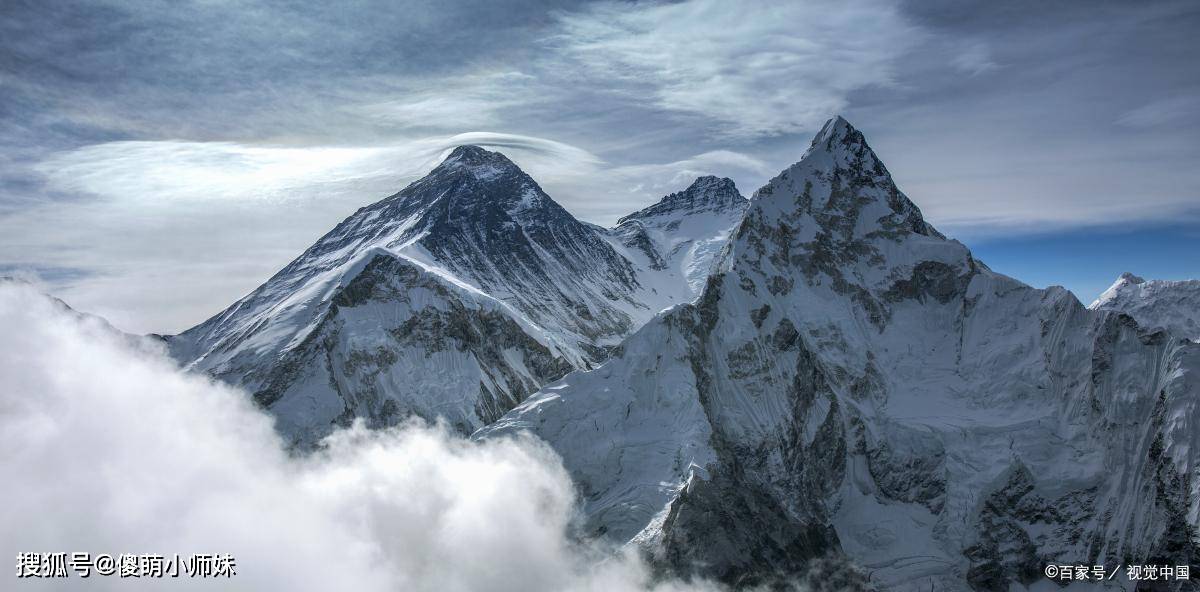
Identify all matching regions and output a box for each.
[31,133,607,209]
[0,280,720,592]
[35,142,404,205]
[1116,96,1200,128]
[547,0,921,139]
[950,42,999,76]
[355,72,543,131]
[897,157,1200,239]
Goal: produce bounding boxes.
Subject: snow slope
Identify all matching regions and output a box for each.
[480,117,1200,590]
[1091,272,1200,342]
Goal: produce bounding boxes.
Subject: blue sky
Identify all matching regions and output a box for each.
[0,0,1197,332]
[969,224,1200,305]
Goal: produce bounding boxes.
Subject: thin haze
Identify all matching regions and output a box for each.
[1,0,1198,333]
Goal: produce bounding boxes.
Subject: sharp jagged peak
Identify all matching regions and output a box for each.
[750,115,938,239]
[1089,273,1200,339]
[376,143,570,226]
[810,115,856,147]
[384,144,549,213]
[617,175,746,226]
[1091,271,1150,308]
[793,115,883,179]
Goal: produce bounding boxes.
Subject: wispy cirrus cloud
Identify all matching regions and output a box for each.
[546,0,921,139]
[354,71,544,131]
[951,42,999,76]
[1115,96,1200,128]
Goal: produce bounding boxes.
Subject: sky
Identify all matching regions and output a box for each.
[1,0,1197,334]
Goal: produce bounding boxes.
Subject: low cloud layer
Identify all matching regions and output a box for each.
[0,281,717,592]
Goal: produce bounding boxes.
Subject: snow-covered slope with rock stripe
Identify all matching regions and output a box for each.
[479,117,1200,590]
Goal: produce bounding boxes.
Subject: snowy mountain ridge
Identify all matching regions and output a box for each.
[605,175,749,309]
[167,146,748,446]
[1091,272,1200,342]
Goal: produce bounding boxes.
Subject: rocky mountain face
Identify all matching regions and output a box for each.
[480,118,1200,590]
[167,146,747,447]
[1092,272,1200,342]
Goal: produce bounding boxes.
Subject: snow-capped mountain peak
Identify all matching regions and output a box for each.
[1119,270,1146,284]
[1091,272,1200,341]
[383,144,562,229]
[440,144,511,168]
[617,175,744,224]
[604,176,749,305]
[1091,271,1146,307]
[751,116,939,244]
[430,144,530,185]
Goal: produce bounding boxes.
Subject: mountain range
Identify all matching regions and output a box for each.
[152,117,1200,590]
[166,146,747,447]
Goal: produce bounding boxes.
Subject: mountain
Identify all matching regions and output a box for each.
[168,146,747,446]
[479,117,1200,590]
[604,175,748,308]
[1091,272,1200,342]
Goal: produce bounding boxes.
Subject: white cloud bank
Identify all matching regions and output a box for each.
[0,281,718,592]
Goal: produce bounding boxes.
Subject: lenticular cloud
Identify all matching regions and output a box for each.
[0,282,712,592]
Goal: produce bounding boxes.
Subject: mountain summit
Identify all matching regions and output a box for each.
[1092,272,1200,341]
[606,176,748,304]
[441,144,509,166]
[617,176,744,225]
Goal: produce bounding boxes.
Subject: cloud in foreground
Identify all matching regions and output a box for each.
[0,281,718,592]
